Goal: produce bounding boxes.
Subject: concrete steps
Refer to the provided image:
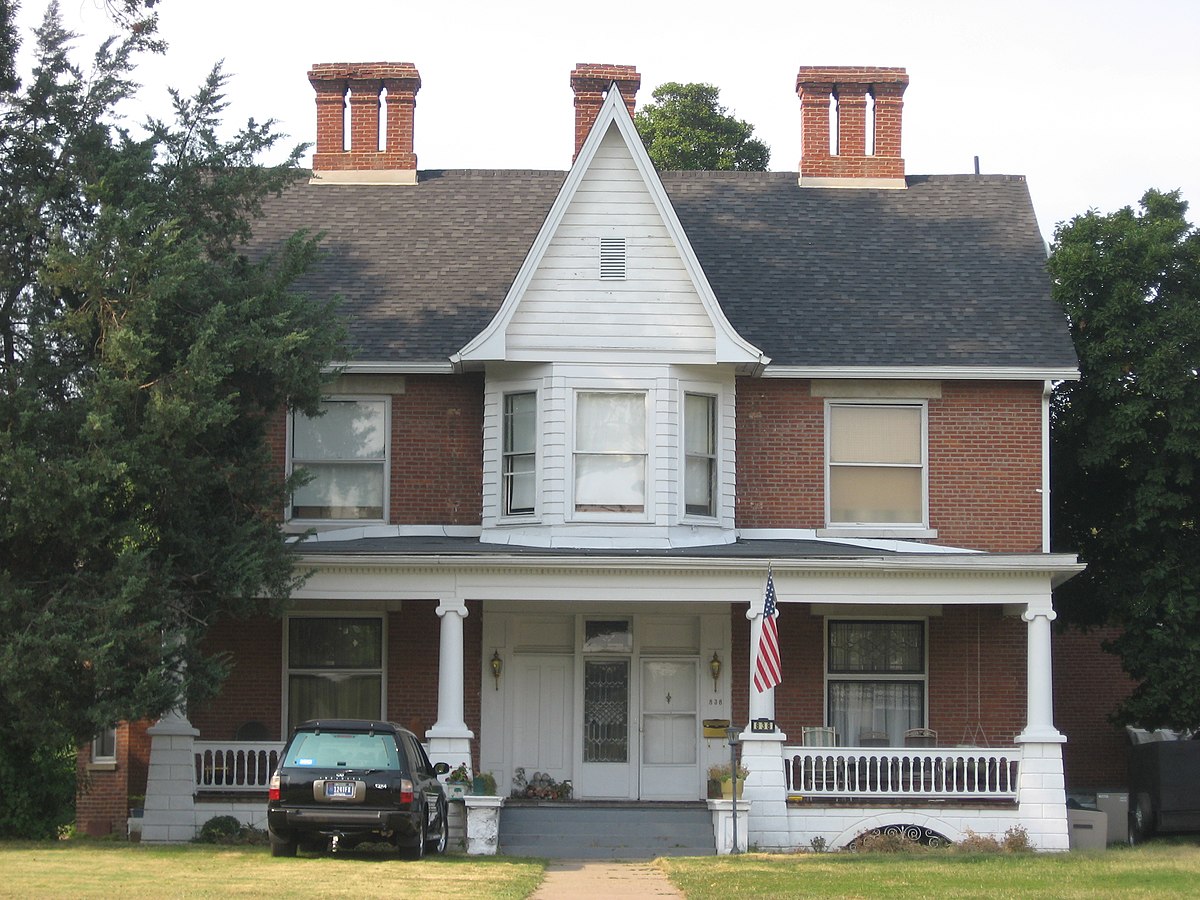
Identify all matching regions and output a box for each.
[498,801,715,859]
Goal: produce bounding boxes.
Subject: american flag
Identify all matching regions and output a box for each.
[753,568,782,692]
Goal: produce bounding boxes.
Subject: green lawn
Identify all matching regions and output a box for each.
[0,841,545,898]
[659,841,1200,899]
[6,838,1200,898]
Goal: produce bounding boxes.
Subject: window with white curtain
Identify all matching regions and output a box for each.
[574,391,646,513]
[827,619,925,746]
[291,398,387,520]
[827,403,924,526]
[684,393,716,518]
[286,616,384,732]
[502,391,536,516]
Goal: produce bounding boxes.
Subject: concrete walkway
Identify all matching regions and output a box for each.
[530,860,684,899]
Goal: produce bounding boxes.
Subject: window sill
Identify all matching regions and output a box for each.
[88,761,117,772]
[818,527,938,540]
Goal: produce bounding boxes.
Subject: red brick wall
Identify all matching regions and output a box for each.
[735,378,1044,552]
[75,720,151,837]
[1054,625,1134,789]
[191,615,283,741]
[734,604,1026,746]
[387,602,440,737]
[390,375,483,525]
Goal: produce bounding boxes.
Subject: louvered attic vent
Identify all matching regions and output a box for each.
[599,237,627,280]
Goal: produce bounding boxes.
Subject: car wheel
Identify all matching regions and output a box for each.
[269,831,298,858]
[426,800,449,855]
[400,807,427,859]
[1129,794,1154,845]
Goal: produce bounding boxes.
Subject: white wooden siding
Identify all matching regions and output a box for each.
[506,126,716,363]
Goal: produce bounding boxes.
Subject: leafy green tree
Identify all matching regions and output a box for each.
[0,2,342,835]
[1049,188,1200,729]
[634,82,769,171]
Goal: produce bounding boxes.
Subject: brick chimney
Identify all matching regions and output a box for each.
[795,66,909,187]
[569,64,641,161]
[307,62,421,184]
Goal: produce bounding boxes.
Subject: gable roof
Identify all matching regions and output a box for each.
[249,168,1077,374]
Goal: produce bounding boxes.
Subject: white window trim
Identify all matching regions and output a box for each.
[91,727,117,767]
[680,386,721,523]
[822,399,933,534]
[281,612,387,736]
[568,387,652,523]
[822,616,930,741]
[498,387,540,522]
[287,395,391,525]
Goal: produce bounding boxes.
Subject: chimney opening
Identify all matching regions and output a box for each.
[342,87,352,152]
[828,91,838,156]
[865,90,876,156]
[378,86,388,152]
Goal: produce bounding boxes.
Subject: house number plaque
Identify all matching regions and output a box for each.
[750,718,776,733]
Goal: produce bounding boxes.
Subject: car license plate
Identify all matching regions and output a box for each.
[325,781,355,798]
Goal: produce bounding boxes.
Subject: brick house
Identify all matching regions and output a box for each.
[77,60,1123,852]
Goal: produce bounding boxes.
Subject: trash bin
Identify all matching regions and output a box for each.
[1095,792,1129,845]
[1067,808,1107,850]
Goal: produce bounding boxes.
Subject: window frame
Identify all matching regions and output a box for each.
[681,390,719,520]
[570,388,650,521]
[91,727,117,765]
[824,400,928,530]
[501,390,538,519]
[824,617,928,746]
[288,395,391,524]
[282,613,387,735]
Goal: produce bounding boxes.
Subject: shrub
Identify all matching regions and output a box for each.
[0,733,76,839]
[851,830,926,853]
[953,826,1034,854]
[197,815,247,844]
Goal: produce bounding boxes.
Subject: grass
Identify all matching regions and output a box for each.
[0,840,545,899]
[659,840,1200,899]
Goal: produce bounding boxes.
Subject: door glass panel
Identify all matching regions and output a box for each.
[583,660,629,763]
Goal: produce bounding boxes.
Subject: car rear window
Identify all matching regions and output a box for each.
[285,731,401,770]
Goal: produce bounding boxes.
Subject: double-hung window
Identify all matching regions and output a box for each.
[502,392,536,516]
[827,402,925,526]
[286,616,384,733]
[827,619,925,746]
[291,398,387,521]
[683,393,717,517]
[92,727,117,764]
[574,391,646,514]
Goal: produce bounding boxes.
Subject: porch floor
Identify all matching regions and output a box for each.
[499,801,715,859]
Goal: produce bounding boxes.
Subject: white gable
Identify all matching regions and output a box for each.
[454,88,765,371]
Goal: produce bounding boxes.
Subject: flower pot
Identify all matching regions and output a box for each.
[720,780,744,800]
[447,782,471,800]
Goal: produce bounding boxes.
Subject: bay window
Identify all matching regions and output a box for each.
[502,391,536,516]
[827,619,925,746]
[291,398,387,521]
[574,391,646,514]
[684,392,717,517]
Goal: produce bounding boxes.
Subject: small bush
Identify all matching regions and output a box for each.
[197,815,249,844]
[1001,825,1034,852]
[953,825,1034,854]
[851,830,926,853]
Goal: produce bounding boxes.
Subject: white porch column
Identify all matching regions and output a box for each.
[740,605,790,850]
[1016,602,1069,850]
[140,708,199,843]
[425,597,474,769]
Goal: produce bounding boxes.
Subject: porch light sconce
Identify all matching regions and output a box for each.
[709,652,721,692]
[490,650,503,690]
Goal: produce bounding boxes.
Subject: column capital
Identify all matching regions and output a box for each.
[436,597,468,618]
[1022,607,1058,623]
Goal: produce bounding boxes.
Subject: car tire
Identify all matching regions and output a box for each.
[426,800,449,854]
[269,831,298,858]
[1129,793,1154,845]
[400,808,427,859]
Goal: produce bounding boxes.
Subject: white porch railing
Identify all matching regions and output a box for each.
[194,741,282,792]
[784,746,1020,800]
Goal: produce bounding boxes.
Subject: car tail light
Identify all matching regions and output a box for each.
[398,778,414,804]
[268,771,281,801]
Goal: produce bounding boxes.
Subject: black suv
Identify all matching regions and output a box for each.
[267,719,450,858]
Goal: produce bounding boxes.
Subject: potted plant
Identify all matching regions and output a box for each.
[471,771,498,796]
[445,762,472,799]
[707,762,749,799]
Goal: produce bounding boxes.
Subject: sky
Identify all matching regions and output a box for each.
[12,0,1200,240]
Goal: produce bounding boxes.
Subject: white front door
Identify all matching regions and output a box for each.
[509,655,573,785]
[640,658,699,800]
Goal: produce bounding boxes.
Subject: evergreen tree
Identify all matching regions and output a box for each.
[0,2,343,834]
[1050,188,1200,730]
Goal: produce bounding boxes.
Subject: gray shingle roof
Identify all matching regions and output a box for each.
[251,170,1076,369]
